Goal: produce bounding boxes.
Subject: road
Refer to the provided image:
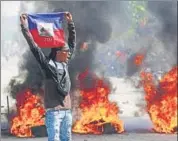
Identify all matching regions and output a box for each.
[1,132,177,141]
[1,117,177,141]
[1,133,177,141]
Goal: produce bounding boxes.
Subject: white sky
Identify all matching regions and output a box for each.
[1,1,21,17]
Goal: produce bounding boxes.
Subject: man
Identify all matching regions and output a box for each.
[20,12,76,141]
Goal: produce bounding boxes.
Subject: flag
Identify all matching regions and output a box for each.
[27,12,65,48]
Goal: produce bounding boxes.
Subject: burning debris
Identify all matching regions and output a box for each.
[126,48,147,77]
[140,66,177,133]
[134,54,145,66]
[10,70,124,137]
[10,89,45,137]
[72,70,124,134]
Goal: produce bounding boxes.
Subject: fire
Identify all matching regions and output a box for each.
[140,66,177,133]
[72,70,124,134]
[10,89,45,137]
[134,54,145,66]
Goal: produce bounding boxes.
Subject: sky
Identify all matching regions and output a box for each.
[1,1,21,108]
[1,1,39,108]
[1,1,21,17]
[1,1,21,40]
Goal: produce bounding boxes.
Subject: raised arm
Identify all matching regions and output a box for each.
[20,14,48,69]
[65,12,76,57]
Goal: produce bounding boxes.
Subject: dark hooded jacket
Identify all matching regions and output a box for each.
[21,21,76,109]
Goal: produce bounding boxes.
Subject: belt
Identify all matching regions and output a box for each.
[46,106,71,112]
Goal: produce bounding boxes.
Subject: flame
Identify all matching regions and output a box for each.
[10,89,45,137]
[72,71,124,134]
[140,66,177,133]
[134,54,145,66]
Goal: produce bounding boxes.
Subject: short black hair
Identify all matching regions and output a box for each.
[48,44,70,60]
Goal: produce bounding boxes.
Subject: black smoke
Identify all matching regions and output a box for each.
[147,1,177,62]
[147,1,177,70]
[126,1,177,76]
[8,1,115,98]
[147,1,177,44]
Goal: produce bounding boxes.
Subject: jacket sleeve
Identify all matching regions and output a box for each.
[21,24,48,69]
[67,21,76,59]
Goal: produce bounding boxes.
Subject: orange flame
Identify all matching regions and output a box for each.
[10,89,45,137]
[72,71,124,134]
[140,66,177,133]
[134,54,145,66]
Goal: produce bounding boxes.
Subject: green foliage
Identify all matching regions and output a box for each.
[121,1,148,39]
[112,1,148,41]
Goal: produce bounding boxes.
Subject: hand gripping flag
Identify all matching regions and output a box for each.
[27,12,65,48]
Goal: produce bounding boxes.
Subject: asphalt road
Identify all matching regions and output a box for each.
[1,133,177,141]
[1,117,177,141]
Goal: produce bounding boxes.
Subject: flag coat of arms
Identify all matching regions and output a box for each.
[27,12,65,48]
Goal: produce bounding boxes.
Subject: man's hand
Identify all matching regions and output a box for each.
[20,13,27,25]
[65,12,73,23]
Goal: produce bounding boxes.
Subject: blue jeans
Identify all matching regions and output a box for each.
[45,110,72,141]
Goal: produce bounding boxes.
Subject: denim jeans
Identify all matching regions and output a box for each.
[45,109,72,141]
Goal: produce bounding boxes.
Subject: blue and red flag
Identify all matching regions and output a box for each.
[27,12,65,48]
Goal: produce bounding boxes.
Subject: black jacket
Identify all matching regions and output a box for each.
[21,21,76,108]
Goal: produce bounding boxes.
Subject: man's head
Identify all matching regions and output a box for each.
[49,44,70,63]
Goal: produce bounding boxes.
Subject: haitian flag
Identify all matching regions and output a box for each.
[27,12,65,48]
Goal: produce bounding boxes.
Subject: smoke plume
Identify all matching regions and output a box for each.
[145,1,177,71]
